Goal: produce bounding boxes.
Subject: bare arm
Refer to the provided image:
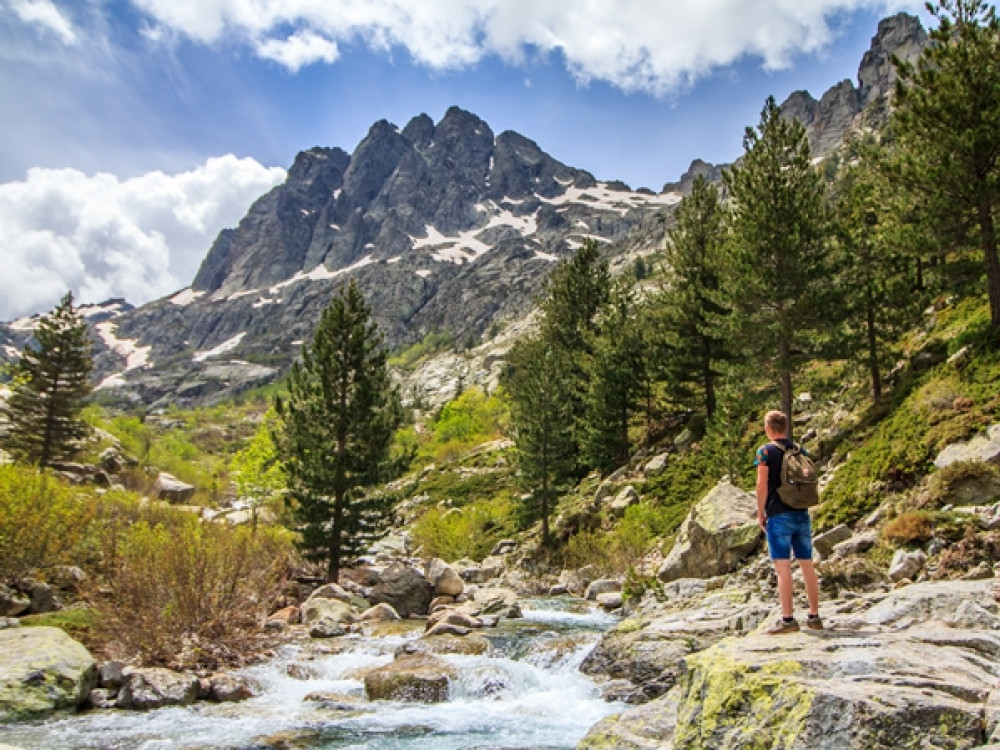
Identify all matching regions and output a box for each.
[756,463,768,532]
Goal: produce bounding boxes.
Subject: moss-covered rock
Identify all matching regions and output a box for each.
[0,626,96,722]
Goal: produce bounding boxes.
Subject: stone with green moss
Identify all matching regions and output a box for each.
[0,626,96,721]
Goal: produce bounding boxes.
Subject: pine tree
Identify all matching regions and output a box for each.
[832,140,925,398]
[724,96,831,431]
[538,239,612,464]
[582,277,647,472]
[0,292,93,467]
[893,0,1000,335]
[275,280,404,582]
[505,335,576,545]
[650,175,731,418]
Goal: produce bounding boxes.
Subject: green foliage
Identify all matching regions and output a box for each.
[430,388,508,446]
[816,304,1000,528]
[893,0,1000,332]
[275,280,405,580]
[20,608,102,645]
[505,336,576,544]
[388,331,454,369]
[649,175,732,417]
[831,138,927,397]
[642,447,721,523]
[230,410,286,528]
[0,464,96,579]
[99,515,294,667]
[582,277,648,472]
[0,292,93,467]
[410,495,517,561]
[724,96,833,422]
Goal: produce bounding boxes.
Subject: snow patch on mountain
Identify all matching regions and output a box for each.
[193,332,246,363]
[170,288,205,306]
[94,322,152,372]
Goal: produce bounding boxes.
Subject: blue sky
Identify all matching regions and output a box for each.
[0,0,931,320]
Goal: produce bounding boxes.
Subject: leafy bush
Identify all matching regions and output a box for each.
[0,465,96,579]
[97,516,294,668]
[410,495,517,561]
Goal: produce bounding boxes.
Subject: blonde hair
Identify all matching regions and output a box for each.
[764,410,789,434]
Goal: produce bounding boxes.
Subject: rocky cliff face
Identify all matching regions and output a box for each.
[82,107,678,408]
[780,12,928,158]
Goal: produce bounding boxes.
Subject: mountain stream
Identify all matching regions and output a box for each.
[4,598,620,750]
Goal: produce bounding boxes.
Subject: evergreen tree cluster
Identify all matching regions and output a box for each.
[505,0,1000,540]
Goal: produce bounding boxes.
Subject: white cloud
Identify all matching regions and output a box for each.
[0,155,286,320]
[8,0,77,45]
[127,0,924,92]
[258,30,339,71]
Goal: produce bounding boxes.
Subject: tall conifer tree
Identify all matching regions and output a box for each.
[505,336,576,545]
[651,176,731,418]
[582,277,647,472]
[538,239,611,465]
[892,0,1000,335]
[832,141,924,398]
[724,97,831,431]
[0,292,92,468]
[275,280,403,582]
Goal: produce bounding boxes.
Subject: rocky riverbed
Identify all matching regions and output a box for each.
[1,598,620,750]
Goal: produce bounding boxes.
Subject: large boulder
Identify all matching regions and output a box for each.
[363,653,456,703]
[657,480,761,583]
[426,558,464,597]
[301,597,356,638]
[0,627,97,721]
[153,472,196,504]
[934,424,1000,469]
[369,561,434,618]
[116,667,199,710]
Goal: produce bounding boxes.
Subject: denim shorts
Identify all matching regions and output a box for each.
[765,510,813,561]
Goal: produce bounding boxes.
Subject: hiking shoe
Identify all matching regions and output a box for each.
[805,615,824,631]
[767,618,800,635]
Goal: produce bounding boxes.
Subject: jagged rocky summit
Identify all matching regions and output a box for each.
[74,107,675,408]
[0,13,931,409]
[664,12,929,194]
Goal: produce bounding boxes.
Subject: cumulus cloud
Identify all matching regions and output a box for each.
[257,30,340,71]
[7,0,77,45]
[128,0,923,93]
[0,156,286,320]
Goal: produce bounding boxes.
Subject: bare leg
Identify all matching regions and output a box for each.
[773,559,794,618]
[799,559,820,616]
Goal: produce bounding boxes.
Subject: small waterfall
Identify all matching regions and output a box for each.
[4,600,621,750]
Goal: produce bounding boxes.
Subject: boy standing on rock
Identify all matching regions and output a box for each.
[755,410,823,634]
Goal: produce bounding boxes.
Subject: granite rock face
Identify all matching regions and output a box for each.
[578,580,1000,750]
[657,481,762,583]
[82,107,676,409]
[778,12,928,158]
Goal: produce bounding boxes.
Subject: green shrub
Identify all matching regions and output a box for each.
[98,516,294,668]
[388,331,454,369]
[0,465,96,579]
[410,496,517,561]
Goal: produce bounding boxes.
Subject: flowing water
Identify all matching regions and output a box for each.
[3,599,621,750]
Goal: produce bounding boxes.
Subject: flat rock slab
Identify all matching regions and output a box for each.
[582,626,1000,749]
[0,627,96,721]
